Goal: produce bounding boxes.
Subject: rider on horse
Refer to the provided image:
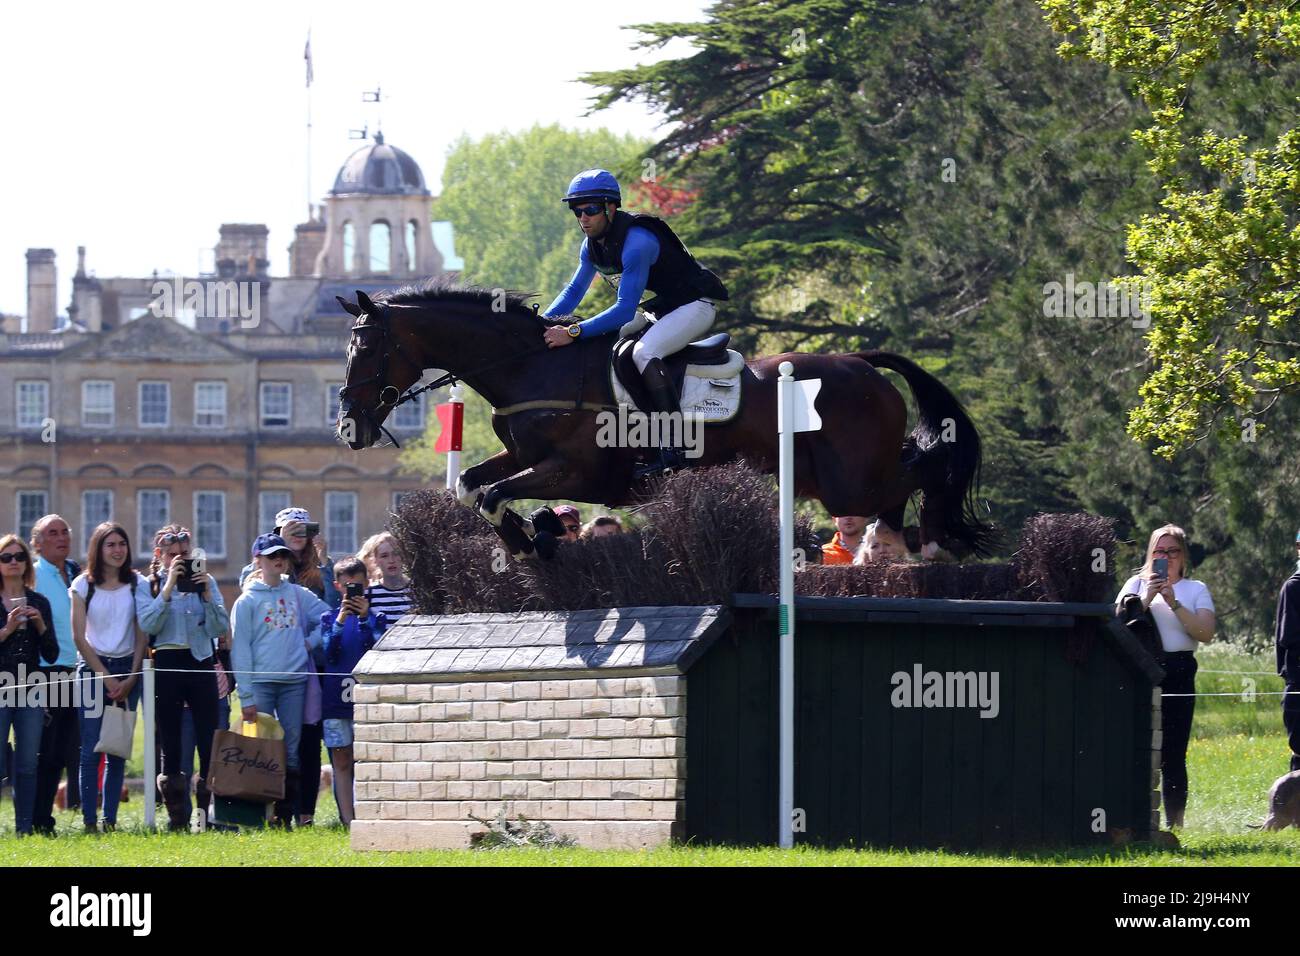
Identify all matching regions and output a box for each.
[541,168,728,476]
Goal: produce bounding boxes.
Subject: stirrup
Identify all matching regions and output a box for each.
[634,448,686,480]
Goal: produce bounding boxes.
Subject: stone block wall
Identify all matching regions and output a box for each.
[350,675,687,850]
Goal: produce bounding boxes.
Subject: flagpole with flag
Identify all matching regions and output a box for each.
[777,360,822,849]
[304,28,314,217]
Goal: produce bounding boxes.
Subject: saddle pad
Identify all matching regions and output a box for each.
[610,349,745,424]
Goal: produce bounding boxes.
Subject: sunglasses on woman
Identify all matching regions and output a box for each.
[571,203,605,218]
[157,532,191,546]
[0,552,29,564]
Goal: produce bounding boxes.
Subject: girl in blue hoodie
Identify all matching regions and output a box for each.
[230,533,331,827]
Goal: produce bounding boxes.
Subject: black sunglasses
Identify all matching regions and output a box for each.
[571,203,606,218]
[157,532,191,546]
[0,552,29,564]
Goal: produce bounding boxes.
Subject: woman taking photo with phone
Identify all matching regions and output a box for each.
[1115,524,1216,828]
[70,522,149,833]
[138,524,229,831]
[0,533,58,835]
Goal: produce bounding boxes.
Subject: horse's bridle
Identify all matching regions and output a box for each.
[338,300,556,449]
[338,302,428,449]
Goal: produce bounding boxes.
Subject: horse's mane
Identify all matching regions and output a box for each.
[378,276,540,317]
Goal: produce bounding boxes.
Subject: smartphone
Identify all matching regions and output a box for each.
[1151,557,1169,580]
[304,522,320,537]
[346,582,365,600]
[175,558,206,593]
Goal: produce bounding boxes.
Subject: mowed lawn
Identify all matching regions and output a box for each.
[2,643,1296,866]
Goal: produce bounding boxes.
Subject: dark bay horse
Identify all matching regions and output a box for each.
[336,280,992,559]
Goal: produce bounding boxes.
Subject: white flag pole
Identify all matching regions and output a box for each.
[777,360,796,849]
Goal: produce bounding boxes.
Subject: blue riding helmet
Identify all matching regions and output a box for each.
[562,169,621,205]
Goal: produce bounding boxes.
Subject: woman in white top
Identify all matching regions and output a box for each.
[70,522,149,833]
[1115,524,1215,828]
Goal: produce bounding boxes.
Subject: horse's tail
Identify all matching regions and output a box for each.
[855,350,996,555]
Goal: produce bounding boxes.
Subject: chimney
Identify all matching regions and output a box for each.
[290,214,327,276]
[71,245,103,332]
[25,248,57,333]
[215,223,269,278]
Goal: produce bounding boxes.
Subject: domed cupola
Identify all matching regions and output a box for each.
[330,131,430,197]
[313,131,443,280]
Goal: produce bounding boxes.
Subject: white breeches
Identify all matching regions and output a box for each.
[629,298,718,373]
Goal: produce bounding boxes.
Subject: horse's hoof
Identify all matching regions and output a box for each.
[527,507,567,539]
[533,530,559,560]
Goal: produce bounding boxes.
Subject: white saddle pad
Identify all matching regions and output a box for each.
[611,349,745,424]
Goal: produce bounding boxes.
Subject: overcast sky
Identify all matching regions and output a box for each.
[1,0,710,316]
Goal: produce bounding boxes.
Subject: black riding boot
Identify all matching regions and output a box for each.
[636,358,687,479]
[158,773,191,832]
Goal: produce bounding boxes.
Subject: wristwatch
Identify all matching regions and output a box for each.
[567,323,582,338]
[1170,599,1183,611]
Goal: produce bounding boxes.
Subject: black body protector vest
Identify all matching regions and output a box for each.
[584,211,728,319]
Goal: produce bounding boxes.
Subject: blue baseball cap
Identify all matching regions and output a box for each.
[251,533,292,558]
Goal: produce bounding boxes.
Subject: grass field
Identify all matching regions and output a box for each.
[2,642,1296,866]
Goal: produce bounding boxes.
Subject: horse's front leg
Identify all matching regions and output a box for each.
[456,450,521,510]
[478,457,577,560]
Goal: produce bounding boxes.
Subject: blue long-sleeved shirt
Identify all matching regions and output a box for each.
[137,581,230,661]
[543,227,660,337]
[319,609,388,721]
[230,575,331,696]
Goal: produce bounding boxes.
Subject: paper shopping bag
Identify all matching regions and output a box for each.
[207,724,287,801]
[93,701,136,759]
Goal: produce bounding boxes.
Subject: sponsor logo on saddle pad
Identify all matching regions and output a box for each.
[610,349,745,424]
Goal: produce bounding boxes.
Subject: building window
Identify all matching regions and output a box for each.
[137,489,170,549]
[405,220,418,272]
[260,382,292,428]
[194,381,227,428]
[81,489,113,554]
[369,221,391,273]
[16,381,48,429]
[194,491,226,559]
[392,391,424,430]
[16,491,48,543]
[343,221,355,275]
[259,491,291,534]
[139,381,170,427]
[82,380,114,427]
[325,491,358,555]
[326,381,344,427]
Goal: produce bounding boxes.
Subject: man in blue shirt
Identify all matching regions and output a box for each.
[541,168,727,475]
[29,515,82,833]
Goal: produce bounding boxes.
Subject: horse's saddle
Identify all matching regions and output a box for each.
[610,332,745,423]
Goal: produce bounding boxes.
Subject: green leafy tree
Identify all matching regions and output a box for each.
[1042,0,1300,457]
[433,124,650,301]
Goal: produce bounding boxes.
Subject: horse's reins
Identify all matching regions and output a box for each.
[339,301,594,449]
